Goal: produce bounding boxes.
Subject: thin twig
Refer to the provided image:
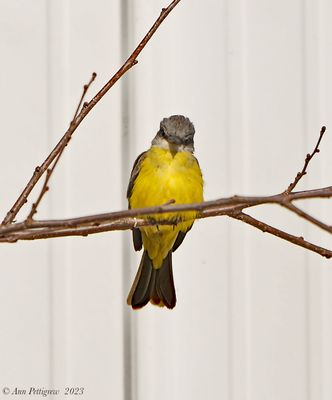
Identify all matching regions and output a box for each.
[230,211,332,259]
[282,202,332,233]
[72,72,97,122]
[284,126,326,194]
[26,73,97,221]
[1,0,182,226]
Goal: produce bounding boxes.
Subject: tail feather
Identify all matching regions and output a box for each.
[127,251,176,309]
[127,251,154,309]
[155,252,176,308]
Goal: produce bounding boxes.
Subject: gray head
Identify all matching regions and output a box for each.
[152,115,195,152]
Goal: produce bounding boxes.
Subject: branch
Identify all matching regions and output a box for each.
[1,0,182,226]
[1,3,331,262]
[281,202,332,234]
[0,186,330,236]
[0,186,331,260]
[26,73,97,221]
[284,126,326,194]
[229,211,332,259]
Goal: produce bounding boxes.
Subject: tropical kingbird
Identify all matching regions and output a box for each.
[127,115,204,309]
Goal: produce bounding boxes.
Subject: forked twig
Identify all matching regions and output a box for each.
[1,0,182,226]
[284,126,326,194]
[27,73,97,221]
[230,211,332,259]
[72,72,97,122]
[282,202,332,234]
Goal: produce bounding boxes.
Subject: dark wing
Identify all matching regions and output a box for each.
[127,151,147,200]
[132,229,143,252]
[172,225,193,252]
[127,151,147,251]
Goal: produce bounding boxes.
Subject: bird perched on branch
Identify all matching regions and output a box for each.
[127,115,204,309]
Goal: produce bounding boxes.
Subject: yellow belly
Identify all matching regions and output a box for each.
[129,146,204,267]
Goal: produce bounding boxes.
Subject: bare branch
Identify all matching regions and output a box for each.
[281,202,332,234]
[229,211,332,259]
[284,126,326,194]
[0,186,331,259]
[27,73,97,221]
[1,0,182,226]
[0,186,330,237]
[72,72,97,122]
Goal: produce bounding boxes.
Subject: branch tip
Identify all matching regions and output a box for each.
[284,124,327,194]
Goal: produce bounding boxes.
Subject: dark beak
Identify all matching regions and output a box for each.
[167,134,182,145]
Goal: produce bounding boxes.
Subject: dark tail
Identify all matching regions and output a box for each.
[127,250,176,309]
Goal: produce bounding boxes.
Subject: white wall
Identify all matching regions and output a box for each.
[0,1,331,399]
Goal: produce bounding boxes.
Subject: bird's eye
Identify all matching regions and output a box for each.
[159,128,166,138]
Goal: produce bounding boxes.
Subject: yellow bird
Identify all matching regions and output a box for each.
[127,115,204,309]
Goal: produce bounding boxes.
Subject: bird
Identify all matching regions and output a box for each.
[126,115,204,309]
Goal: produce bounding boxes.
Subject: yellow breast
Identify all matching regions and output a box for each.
[130,146,204,217]
[129,146,203,267]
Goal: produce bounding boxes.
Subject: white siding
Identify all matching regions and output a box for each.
[0,1,331,399]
